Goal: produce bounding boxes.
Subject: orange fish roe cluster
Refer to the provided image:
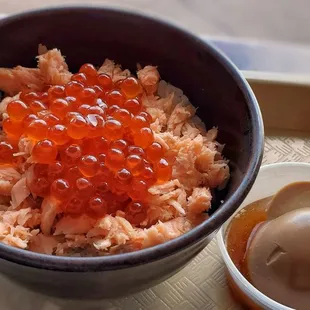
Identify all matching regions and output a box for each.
[1,64,173,224]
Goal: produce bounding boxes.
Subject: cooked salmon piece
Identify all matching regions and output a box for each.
[54,214,95,235]
[87,215,137,251]
[181,116,207,139]
[1,226,38,249]
[98,59,130,81]
[97,215,135,242]
[10,177,30,209]
[138,217,192,248]
[24,164,36,193]
[40,196,61,235]
[181,122,201,139]
[17,137,35,158]
[25,208,41,228]
[29,233,58,255]
[144,180,187,225]
[148,180,185,204]
[187,187,212,215]
[142,92,174,114]
[141,205,176,227]
[93,238,112,251]
[153,132,176,151]
[149,184,184,205]
[98,59,115,76]
[0,66,44,96]
[0,207,40,249]
[205,127,218,141]
[37,49,72,85]
[206,161,230,189]
[168,187,187,215]
[112,65,130,82]
[157,80,190,108]
[148,179,182,195]
[195,146,216,173]
[0,167,21,196]
[1,207,39,227]
[171,136,205,191]
[144,82,196,136]
[167,103,195,136]
[147,107,167,132]
[137,66,160,95]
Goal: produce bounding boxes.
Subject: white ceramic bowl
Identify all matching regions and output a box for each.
[217,162,310,310]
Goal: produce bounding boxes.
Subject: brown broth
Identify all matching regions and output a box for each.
[226,197,270,271]
[225,197,272,309]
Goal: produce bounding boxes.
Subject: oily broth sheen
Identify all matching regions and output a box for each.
[226,197,271,271]
[225,197,272,309]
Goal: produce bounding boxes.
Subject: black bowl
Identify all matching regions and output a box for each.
[0,6,264,299]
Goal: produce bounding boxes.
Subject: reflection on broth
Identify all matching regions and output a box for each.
[226,197,270,271]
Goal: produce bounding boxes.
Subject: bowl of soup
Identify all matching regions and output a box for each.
[218,162,310,310]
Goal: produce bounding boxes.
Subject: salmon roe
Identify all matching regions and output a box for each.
[26,119,48,140]
[88,195,107,216]
[50,178,72,201]
[0,65,174,225]
[32,139,58,164]
[30,100,47,113]
[7,100,29,121]
[0,141,15,164]
[78,155,99,177]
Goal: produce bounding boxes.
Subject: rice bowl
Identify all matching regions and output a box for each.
[0,46,230,257]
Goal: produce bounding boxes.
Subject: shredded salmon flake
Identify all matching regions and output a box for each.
[0,47,230,256]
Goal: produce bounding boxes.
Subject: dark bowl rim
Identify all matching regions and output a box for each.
[0,5,264,272]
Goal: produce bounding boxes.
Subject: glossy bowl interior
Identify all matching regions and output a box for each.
[0,6,263,298]
[217,162,310,310]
